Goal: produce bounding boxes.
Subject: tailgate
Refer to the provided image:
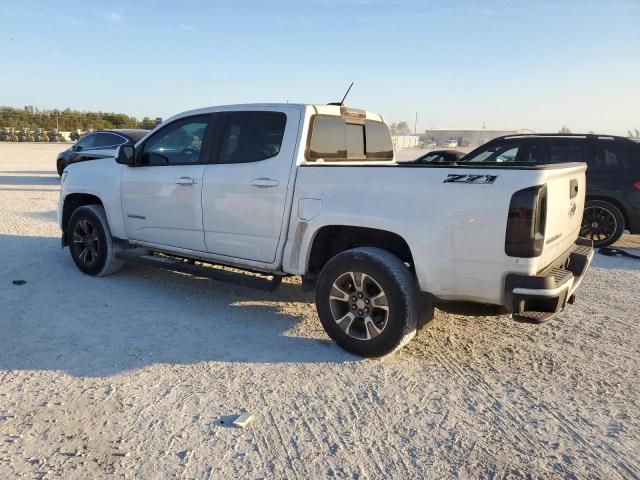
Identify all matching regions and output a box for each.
[537,163,587,269]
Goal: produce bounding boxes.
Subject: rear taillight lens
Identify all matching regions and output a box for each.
[505,185,547,258]
[634,181,640,190]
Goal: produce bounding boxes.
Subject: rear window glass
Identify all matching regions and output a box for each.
[308,117,393,161]
[219,112,286,164]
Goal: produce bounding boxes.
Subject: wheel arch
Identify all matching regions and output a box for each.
[304,225,415,280]
[61,193,104,245]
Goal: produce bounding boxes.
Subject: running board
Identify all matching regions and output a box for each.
[115,251,283,292]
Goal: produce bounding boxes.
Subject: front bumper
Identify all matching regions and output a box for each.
[504,238,594,323]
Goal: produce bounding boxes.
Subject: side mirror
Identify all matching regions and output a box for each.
[73,145,83,152]
[116,145,135,166]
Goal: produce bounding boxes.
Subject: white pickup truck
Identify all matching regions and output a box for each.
[58,103,594,356]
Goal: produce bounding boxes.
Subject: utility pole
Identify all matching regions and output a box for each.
[414,112,418,135]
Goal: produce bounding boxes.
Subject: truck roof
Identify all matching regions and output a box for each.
[165,103,386,124]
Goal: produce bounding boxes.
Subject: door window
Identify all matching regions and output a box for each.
[549,144,585,163]
[218,112,287,164]
[140,116,209,166]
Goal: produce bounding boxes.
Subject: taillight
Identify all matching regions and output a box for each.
[505,185,547,257]
[634,181,640,190]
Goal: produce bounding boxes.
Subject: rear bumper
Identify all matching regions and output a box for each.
[504,238,594,321]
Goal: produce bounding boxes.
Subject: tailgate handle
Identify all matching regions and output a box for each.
[570,179,578,199]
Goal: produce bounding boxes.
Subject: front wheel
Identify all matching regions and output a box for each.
[315,247,419,357]
[68,205,124,276]
[580,200,625,248]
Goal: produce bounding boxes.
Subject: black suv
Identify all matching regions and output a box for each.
[461,134,640,247]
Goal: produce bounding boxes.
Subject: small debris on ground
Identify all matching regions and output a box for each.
[12,280,26,285]
[232,412,254,429]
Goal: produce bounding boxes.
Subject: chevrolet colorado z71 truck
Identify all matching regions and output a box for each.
[58,103,594,357]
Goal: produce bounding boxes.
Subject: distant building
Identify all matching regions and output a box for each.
[421,128,534,148]
[392,135,421,150]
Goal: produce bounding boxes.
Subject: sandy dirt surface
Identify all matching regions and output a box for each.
[0,143,638,479]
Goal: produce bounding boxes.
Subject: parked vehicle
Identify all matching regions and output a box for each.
[58,104,593,357]
[462,134,640,247]
[56,129,148,176]
[409,149,466,164]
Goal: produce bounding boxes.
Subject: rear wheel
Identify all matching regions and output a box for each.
[580,200,625,248]
[68,205,124,276]
[315,247,419,357]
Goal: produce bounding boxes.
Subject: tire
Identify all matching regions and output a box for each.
[67,205,124,276]
[315,247,419,357]
[580,200,625,248]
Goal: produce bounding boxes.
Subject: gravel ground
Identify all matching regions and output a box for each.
[0,143,638,479]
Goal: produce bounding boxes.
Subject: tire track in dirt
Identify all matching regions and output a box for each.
[429,346,537,453]
[507,379,639,480]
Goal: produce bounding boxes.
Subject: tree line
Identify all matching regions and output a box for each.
[0,106,157,131]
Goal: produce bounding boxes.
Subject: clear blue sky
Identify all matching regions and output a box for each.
[1,0,638,134]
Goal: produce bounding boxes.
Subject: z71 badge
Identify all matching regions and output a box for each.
[443,174,498,184]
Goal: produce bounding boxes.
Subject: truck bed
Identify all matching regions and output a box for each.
[284,161,587,305]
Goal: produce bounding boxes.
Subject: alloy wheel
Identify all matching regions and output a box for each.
[328,271,389,340]
[72,218,100,266]
[580,206,617,244]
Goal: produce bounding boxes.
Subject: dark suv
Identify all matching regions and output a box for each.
[462,134,640,247]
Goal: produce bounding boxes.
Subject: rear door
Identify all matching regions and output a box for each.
[201,107,301,263]
[121,114,215,252]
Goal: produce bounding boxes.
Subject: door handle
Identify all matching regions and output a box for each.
[251,178,279,188]
[176,176,197,186]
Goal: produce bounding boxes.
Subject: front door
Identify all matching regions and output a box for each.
[121,114,214,252]
[202,108,300,263]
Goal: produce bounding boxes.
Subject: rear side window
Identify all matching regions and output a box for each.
[94,133,125,147]
[76,133,97,149]
[308,117,393,161]
[219,112,286,164]
[588,143,627,169]
[524,142,586,163]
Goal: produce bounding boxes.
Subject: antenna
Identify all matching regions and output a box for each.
[328,82,355,106]
[340,82,354,105]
